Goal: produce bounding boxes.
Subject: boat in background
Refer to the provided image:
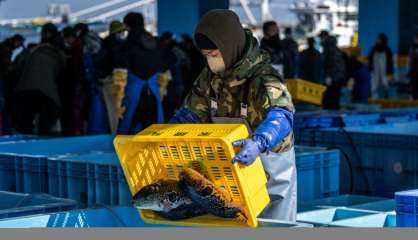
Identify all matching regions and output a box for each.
[290,0,358,47]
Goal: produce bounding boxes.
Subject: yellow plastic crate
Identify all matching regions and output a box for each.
[286,79,326,105]
[114,124,270,228]
[341,46,361,57]
[369,99,418,108]
[395,55,409,67]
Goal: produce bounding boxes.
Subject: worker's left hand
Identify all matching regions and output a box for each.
[231,136,266,166]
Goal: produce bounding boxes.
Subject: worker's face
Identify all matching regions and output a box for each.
[13,41,23,49]
[115,30,128,41]
[266,25,279,39]
[201,49,225,74]
[64,36,75,48]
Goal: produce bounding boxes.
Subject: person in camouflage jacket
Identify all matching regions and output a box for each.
[182,28,294,153]
[169,9,297,221]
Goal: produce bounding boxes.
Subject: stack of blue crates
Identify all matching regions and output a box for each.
[395,190,418,227]
[295,113,418,197]
[0,135,114,194]
[0,191,77,220]
[48,152,131,207]
[311,122,418,196]
[295,147,340,202]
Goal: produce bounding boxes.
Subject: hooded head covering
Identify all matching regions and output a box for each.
[194,9,246,70]
[124,12,145,31]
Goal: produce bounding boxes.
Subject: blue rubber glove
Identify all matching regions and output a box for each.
[168,108,202,124]
[254,107,294,151]
[232,107,293,165]
[232,135,267,166]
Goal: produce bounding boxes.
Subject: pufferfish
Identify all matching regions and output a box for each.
[179,168,248,223]
[132,179,207,220]
[132,168,248,223]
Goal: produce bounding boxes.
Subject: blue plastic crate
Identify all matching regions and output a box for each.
[396,189,418,205]
[0,191,77,220]
[342,104,381,112]
[47,160,67,199]
[329,213,397,227]
[340,113,381,126]
[49,152,131,207]
[117,166,131,206]
[306,122,418,196]
[0,135,114,194]
[296,207,378,226]
[396,212,418,227]
[395,190,418,227]
[298,195,389,213]
[0,155,17,192]
[351,199,395,212]
[0,135,42,143]
[294,111,381,129]
[295,146,340,202]
[380,114,415,124]
[0,207,169,228]
[383,107,418,121]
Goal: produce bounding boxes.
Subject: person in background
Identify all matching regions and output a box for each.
[0,34,25,92]
[71,23,90,135]
[320,31,346,109]
[298,37,322,84]
[408,33,418,100]
[169,10,296,221]
[0,34,25,134]
[96,20,127,79]
[281,27,298,79]
[159,31,189,118]
[0,34,24,79]
[0,34,25,96]
[347,56,371,103]
[59,26,77,136]
[260,21,284,75]
[368,33,394,99]
[114,12,171,134]
[178,33,205,96]
[12,23,66,135]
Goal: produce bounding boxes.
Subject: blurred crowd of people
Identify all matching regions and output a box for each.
[0,13,417,136]
[0,12,205,136]
[260,21,418,107]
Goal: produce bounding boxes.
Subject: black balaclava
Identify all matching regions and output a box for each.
[194,9,246,70]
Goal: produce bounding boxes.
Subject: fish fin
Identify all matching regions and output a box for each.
[233,211,248,224]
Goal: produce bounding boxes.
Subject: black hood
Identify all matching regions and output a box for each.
[194,9,246,70]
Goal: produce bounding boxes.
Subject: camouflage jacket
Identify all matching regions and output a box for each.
[183,30,295,153]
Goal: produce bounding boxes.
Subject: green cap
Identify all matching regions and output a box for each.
[109,20,126,35]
